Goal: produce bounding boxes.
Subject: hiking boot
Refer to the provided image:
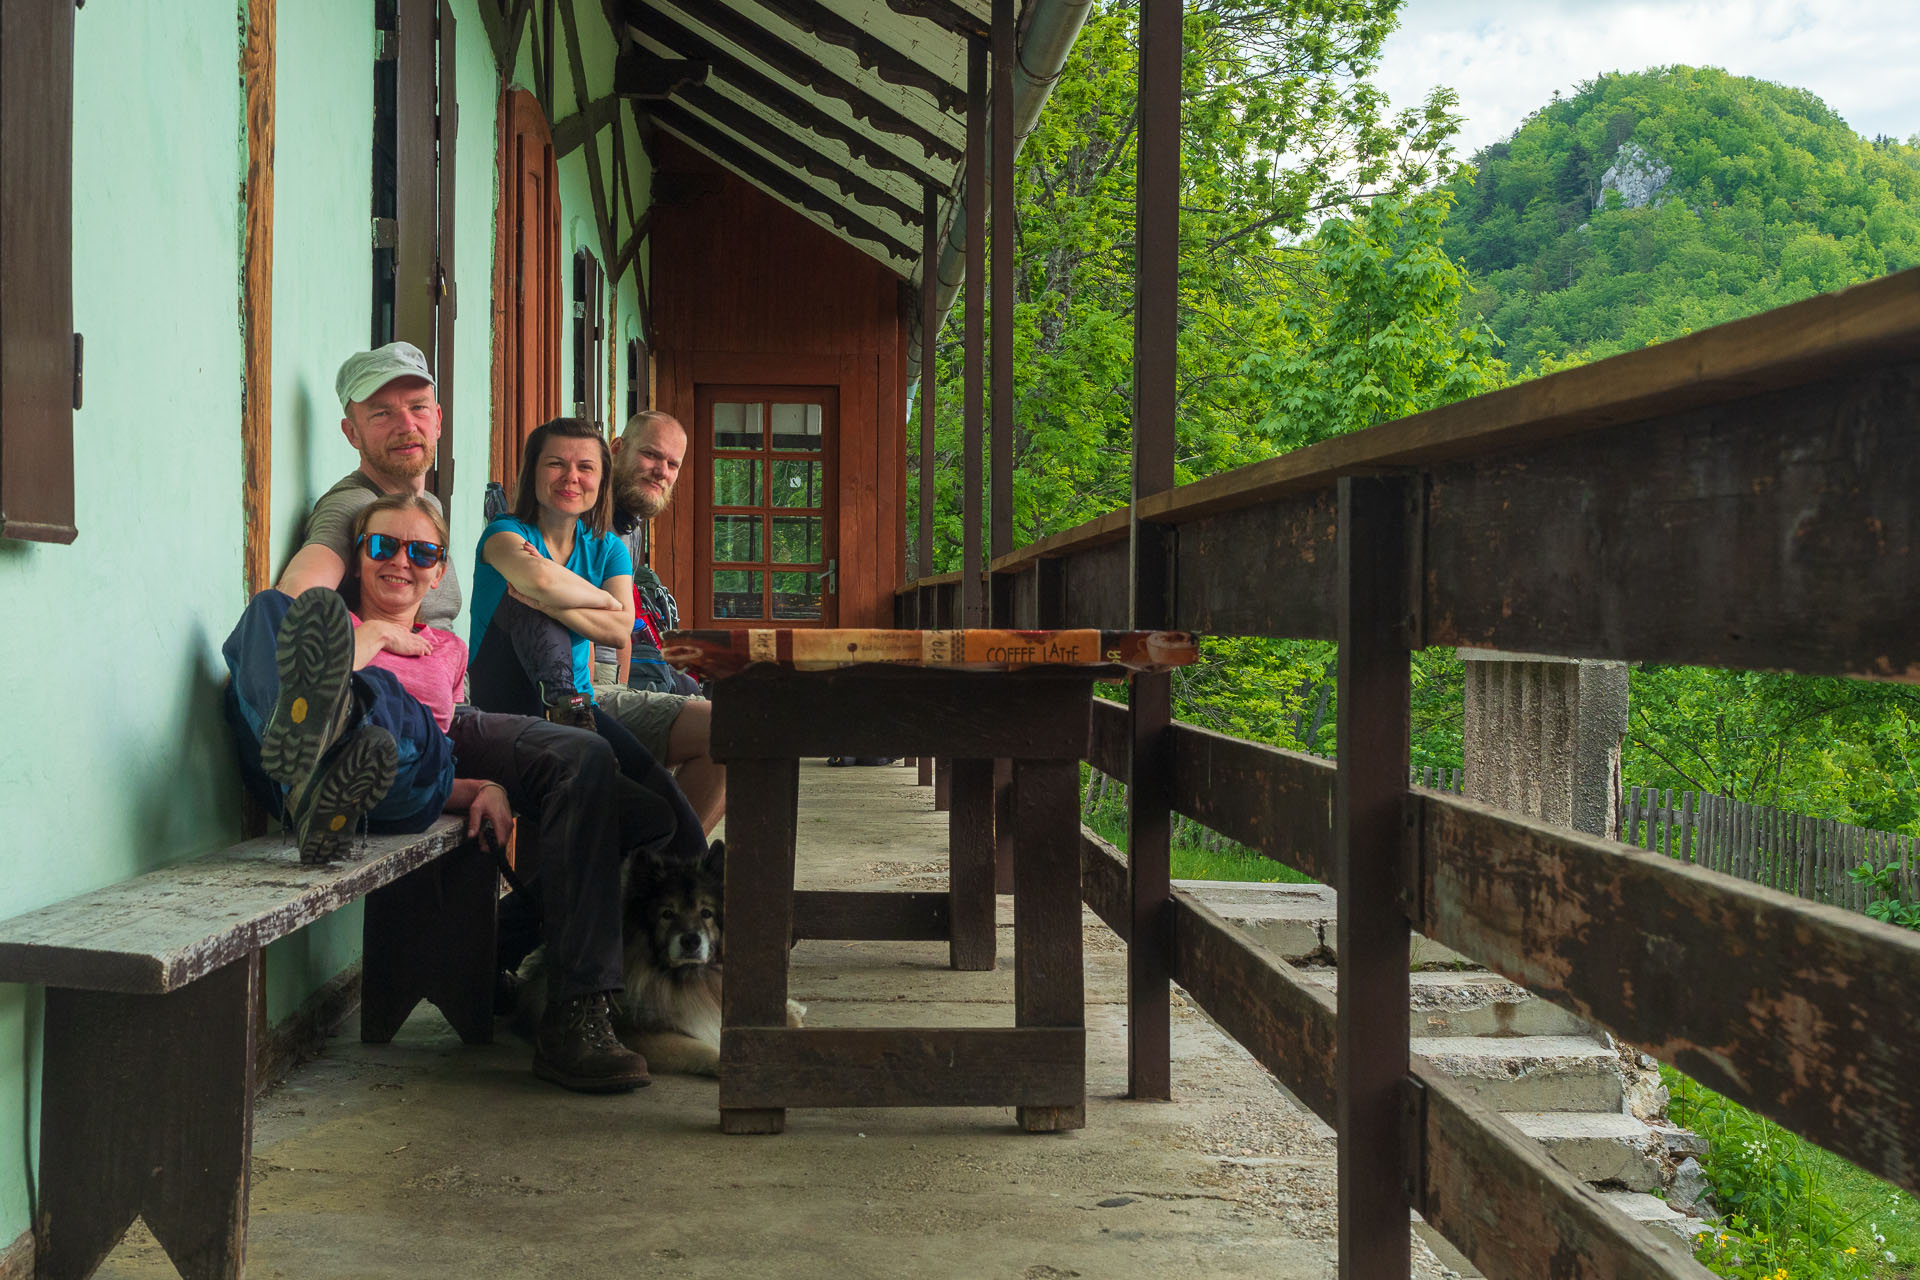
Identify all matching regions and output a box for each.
[540,685,596,731]
[290,724,398,864]
[261,588,358,799]
[532,991,651,1093]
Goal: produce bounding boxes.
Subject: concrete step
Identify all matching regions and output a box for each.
[1504,1111,1663,1192]
[1599,1190,1711,1243]
[1413,1036,1624,1113]
[1297,969,1591,1038]
[1176,880,1477,968]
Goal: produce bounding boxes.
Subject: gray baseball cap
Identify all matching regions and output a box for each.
[336,341,435,410]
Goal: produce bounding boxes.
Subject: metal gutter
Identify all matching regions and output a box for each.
[906,0,1092,381]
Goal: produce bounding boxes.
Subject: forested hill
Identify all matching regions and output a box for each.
[1441,66,1920,371]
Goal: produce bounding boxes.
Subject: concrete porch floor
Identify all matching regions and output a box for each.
[98,761,1454,1280]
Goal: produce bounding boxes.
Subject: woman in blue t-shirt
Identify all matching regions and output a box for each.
[468,417,639,740]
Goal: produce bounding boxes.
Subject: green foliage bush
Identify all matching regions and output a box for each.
[1667,1068,1912,1279]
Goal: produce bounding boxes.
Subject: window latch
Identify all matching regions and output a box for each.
[72,333,84,411]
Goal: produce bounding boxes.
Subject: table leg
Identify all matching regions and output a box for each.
[1013,758,1087,1132]
[993,758,1015,895]
[948,758,996,970]
[38,957,255,1280]
[720,756,799,1135]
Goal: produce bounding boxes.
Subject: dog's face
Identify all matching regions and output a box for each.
[625,842,724,971]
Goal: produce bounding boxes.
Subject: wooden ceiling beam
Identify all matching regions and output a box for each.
[649,100,917,267]
[881,0,989,41]
[618,0,960,165]
[614,45,708,98]
[551,93,618,156]
[678,82,922,225]
[626,6,950,183]
[754,0,965,114]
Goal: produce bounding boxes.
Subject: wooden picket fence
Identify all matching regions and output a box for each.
[1622,786,1920,911]
[1085,764,1916,913]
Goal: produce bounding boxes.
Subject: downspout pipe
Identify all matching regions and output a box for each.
[906,0,1092,382]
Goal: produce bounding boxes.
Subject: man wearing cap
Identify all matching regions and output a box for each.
[278,342,459,621]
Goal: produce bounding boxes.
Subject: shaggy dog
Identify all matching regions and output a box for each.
[520,840,803,1076]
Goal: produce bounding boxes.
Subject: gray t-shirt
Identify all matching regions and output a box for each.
[305,471,463,629]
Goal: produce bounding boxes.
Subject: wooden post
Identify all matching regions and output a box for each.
[989,0,1014,570]
[960,38,986,627]
[919,183,937,582]
[1124,0,1181,1104]
[1334,474,1415,1280]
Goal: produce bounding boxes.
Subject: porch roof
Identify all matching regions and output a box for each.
[611,0,1085,368]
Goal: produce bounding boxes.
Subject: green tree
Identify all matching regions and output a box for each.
[1439,66,1920,372]
[912,0,1467,561]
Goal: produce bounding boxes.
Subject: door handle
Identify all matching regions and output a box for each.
[821,558,838,595]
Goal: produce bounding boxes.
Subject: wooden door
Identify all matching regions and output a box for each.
[490,86,559,493]
[692,385,839,628]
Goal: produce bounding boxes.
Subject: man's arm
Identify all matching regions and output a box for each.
[276,483,370,597]
[275,542,348,597]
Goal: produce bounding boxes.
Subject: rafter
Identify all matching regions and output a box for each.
[678,82,922,225]
[648,100,917,267]
[552,93,618,156]
[882,0,989,40]
[626,8,949,184]
[557,0,616,269]
[753,0,965,113]
[619,0,960,164]
[613,209,654,283]
[614,46,708,98]
[620,101,643,226]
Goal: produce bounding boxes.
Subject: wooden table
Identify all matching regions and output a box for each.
[708,663,1099,1133]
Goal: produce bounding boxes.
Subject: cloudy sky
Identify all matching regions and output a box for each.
[1373,1,1920,157]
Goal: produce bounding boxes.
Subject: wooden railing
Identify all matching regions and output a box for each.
[897,267,1920,1280]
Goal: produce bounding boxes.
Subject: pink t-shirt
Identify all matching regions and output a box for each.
[351,616,468,731]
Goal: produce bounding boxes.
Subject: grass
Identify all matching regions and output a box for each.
[1081,805,1316,885]
[1667,1067,1917,1279]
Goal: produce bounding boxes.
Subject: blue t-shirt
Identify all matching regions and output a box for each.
[470,515,634,698]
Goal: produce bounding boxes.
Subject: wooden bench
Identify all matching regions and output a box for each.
[0,816,494,1280]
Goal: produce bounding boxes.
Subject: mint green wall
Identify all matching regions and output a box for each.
[0,0,640,1251]
[446,0,502,558]
[0,2,247,1245]
[262,0,377,1024]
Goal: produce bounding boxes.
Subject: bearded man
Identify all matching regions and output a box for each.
[590,410,725,833]
[278,342,461,624]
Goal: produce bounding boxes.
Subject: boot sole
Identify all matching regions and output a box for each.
[261,589,357,791]
[295,726,398,864]
[531,1057,651,1093]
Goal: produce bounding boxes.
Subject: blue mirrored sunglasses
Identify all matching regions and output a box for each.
[357,532,447,569]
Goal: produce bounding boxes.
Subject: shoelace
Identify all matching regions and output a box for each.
[566,994,624,1050]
